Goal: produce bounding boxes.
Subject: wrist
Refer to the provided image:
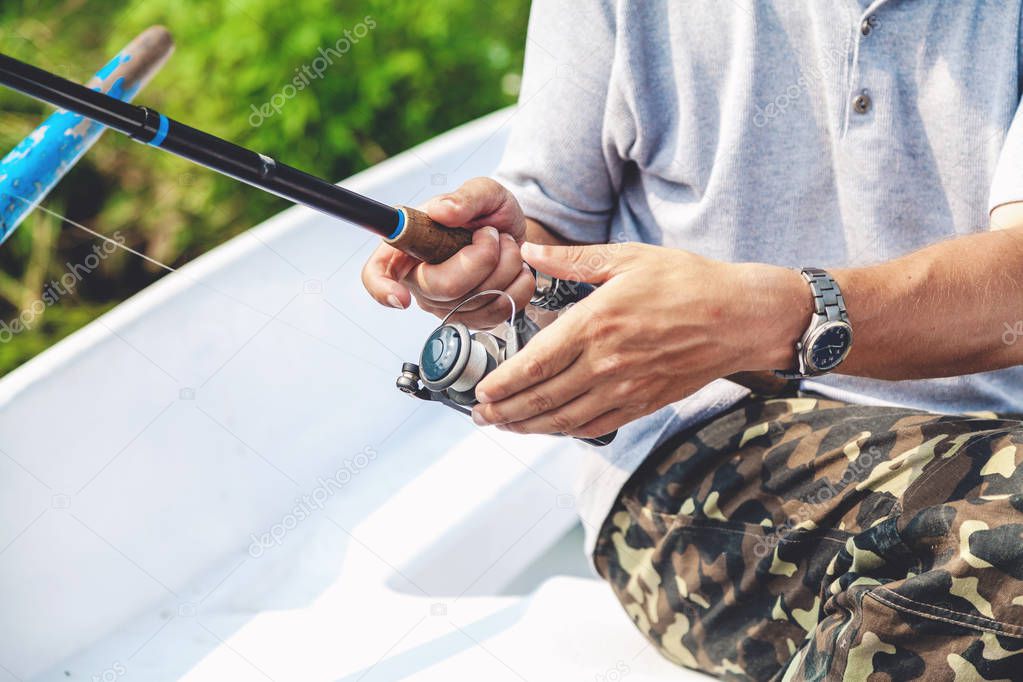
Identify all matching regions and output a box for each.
[732,263,813,371]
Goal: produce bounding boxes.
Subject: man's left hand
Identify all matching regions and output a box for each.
[471,242,806,439]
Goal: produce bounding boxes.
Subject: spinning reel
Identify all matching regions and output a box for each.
[396,288,616,447]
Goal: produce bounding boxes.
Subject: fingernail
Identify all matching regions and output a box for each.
[476,388,491,403]
[386,294,405,309]
[484,226,499,243]
[521,242,539,259]
[472,409,489,426]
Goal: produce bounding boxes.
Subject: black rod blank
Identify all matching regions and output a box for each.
[0,53,401,237]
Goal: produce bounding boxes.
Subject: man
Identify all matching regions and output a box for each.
[363,2,1023,679]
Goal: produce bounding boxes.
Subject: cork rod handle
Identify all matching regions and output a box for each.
[387,206,474,265]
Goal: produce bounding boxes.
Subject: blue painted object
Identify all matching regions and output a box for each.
[0,26,174,246]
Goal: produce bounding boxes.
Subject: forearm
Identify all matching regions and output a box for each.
[761,225,1023,381]
[836,226,1023,379]
[528,212,1023,382]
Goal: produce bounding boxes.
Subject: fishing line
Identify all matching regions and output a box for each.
[10,194,177,274]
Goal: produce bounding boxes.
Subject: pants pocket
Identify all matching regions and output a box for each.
[785,503,1023,681]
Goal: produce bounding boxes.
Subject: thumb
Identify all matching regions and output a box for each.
[422,178,526,241]
[519,242,634,284]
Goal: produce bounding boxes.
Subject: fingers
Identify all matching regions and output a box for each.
[361,241,419,309]
[475,312,585,403]
[520,241,639,284]
[447,265,535,329]
[435,232,523,312]
[409,225,502,302]
[424,177,526,240]
[472,358,590,425]
[495,391,621,438]
[569,409,624,440]
[411,239,533,326]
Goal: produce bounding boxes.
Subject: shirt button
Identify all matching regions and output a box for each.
[853,92,872,114]
[861,17,875,36]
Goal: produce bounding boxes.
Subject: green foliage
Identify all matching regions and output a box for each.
[0,0,528,376]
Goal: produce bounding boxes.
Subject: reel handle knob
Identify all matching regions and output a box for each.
[396,363,421,394]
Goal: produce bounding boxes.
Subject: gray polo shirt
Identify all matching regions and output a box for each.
[494,0,1023,557]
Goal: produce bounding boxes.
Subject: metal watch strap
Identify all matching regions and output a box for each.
[775,268,850,380]
[802,267,849,325]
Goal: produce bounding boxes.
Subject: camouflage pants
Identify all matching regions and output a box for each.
[593,393,1023,681]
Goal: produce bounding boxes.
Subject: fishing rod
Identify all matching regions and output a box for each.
[0,52,594,309]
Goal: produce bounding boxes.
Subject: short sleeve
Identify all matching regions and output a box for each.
[493,0,620,244]
[989,98,1023,215]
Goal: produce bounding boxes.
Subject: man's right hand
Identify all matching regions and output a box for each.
[361,177,536,329]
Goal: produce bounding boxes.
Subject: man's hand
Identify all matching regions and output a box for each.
[471,242,808,439]
[361,177,535,328]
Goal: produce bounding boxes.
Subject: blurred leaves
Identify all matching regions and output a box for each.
[0,0,528,376]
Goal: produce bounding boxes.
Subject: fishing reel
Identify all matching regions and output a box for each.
[396,289,616,447]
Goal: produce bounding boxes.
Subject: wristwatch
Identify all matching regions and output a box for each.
[776,268,853,380]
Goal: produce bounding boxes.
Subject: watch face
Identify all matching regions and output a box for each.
[809,323,852,372]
